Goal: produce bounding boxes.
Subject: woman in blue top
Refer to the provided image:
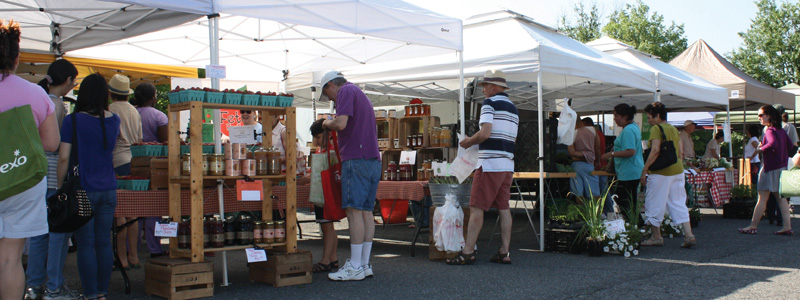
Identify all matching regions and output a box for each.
[56,74,120,300]
[599,104,643,216]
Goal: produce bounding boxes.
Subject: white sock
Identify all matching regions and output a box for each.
[361,242,373,266]
[350,244,363,268]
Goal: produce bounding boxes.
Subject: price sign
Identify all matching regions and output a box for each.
[237,180,263,201]
[245,248,267,263]
[229,125,258,144]
[206,64,227,79]
[154,222,179,237]
[400,151,417,165]
[604,219,625,237]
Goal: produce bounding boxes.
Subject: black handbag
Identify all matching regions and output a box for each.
[47,113,94,233]
[643,124,678,171]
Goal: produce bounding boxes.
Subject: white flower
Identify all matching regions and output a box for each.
[633,249,639,256]
[612,244,618,251]
[640,229,646,233]
[669,234,674,238]
[624,251,631,258]
[604,246,610,252]
[628,245,634,251]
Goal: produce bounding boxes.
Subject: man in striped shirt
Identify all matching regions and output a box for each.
[447,70,519,265]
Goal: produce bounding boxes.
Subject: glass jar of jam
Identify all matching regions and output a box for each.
[253,221,264,243]
[423,104,431,115]
[181,153,191,176]
[267,147,282,175]
[210,215,225,248]
[177,217,190,249]
[263,221,275,243]
[254,148,268,175]
[274,221,286,243]
[208,154,224,176]
[223,215,236,246]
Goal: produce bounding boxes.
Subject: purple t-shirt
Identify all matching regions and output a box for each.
[335,83,380,161]
[137,107,168,143]
[760,126,790,172]
[61,113,121,192]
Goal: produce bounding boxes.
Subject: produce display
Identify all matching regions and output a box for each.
[168,86,293,107]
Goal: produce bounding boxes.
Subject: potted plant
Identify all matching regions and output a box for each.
[689,207,702,228]
[604,194,645,257]
[545,198,586,253]
[572,188,608,257]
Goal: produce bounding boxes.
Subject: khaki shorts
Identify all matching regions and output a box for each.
[469,168,513,211]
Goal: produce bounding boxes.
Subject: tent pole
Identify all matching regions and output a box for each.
[743,99,747,140]
[727,104,732,158]
[207,13,229,287]
[458,51,465,136]
[537,71,544,252]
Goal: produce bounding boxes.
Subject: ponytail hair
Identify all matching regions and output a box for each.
[0,19,21,81]
[133,82,156,107]
[37,59,78,94]
[614,103,637,122]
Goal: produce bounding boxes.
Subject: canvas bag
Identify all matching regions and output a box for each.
[0,105,48,201]
[779,167,800,198]
[309,152,327,207]
[321,131,347,221]
[643,124,677,171]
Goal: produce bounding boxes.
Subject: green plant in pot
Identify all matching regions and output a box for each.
[689,207,702,228]
[730,184,756,203]
[571,186,609,257]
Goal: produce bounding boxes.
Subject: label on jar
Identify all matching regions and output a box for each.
[212,233,225,243]
[214,161,224,172]
[253,228,263,239]
[182,160,191,172]
[236,231,254,240]
[275,228,286,238]
[178,235,190,244]
[203,234,209,243]
[225,232,235,242]
[264,228,275,238]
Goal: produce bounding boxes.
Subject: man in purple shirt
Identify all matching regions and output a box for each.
[320,71,381,281]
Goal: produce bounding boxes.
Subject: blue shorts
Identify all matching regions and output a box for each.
[341,158,381,211]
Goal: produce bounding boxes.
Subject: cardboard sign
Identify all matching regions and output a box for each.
[206,64,227,79]
[400,151,417,165]
[432,161,449,176]
[237,180,263,201]
[154,222,179,237]
[245,248,267,263]
[229,125,258,144]
[604,219,626,237]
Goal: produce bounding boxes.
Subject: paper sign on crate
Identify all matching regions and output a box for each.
[246,248,267,263]
[237,180,263,201]
[400,151,417,165]
[229,125,259,144]
[154,222,179,237]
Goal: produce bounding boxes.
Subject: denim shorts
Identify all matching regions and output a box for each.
[341,158,381,211]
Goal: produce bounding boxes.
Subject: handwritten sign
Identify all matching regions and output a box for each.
[400,151,417,165]
[237,180,263,201]
[154,222,179,237]
[206,64,227,79]
[604,219,626,237]
[229,125,258,144]
[245,248,267,263]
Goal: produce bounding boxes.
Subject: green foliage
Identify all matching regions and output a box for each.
[574,185,611,240]
[728,0,800,87]
[601,0,687,62]
[557,2,603,43]
[155,84,171,114]
[690,129,744,158]
[731,184,757,200]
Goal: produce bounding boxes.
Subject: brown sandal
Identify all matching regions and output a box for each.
[489,252,511,264]
[312,262,332,273]
[446,251,477,265]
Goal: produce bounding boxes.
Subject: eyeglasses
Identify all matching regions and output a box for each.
[758,114,765,117]
[240,110,252,114]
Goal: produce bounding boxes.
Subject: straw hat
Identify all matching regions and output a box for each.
[108,74,134,95]
[478,70,509,88]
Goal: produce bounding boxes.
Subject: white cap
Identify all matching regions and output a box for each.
[318,70,344,102]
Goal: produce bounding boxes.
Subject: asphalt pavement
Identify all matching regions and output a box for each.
[48,207,800,299]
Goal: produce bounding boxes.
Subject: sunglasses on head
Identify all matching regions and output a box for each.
[240,110,252,114]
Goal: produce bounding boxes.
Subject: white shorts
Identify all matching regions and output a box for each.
[0,177,48,239]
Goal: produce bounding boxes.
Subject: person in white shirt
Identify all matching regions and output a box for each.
[703,131,724,159]
[744,125,761,186]
[680,120,697,161]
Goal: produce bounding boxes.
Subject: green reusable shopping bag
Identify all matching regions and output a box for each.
[779,167,800,198]
[0,105,48,200]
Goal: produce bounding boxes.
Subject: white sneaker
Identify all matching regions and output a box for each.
[363,264,373,277]
[327,259,365,281]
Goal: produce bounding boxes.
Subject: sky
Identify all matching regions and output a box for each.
[404,0,798,55]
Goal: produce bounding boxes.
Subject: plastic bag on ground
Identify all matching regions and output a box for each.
[433,194,465,253]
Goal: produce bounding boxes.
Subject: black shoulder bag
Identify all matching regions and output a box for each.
[643,124,678,171]
[47,113,94,233]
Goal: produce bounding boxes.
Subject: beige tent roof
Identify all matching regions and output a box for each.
[669,39,794,110]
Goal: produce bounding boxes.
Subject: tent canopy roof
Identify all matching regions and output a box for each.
[586,36,728,111]
[669,39,795,110]
[290,11,709,112]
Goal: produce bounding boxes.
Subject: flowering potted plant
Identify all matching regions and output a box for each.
[605,197,644,257]
[573,187,609,257]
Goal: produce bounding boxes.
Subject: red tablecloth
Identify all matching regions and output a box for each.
[686,170,734,207]
[375,181,427,202]
[115,185,311,217]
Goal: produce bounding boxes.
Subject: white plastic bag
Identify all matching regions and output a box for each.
[557,99,577,145]
[433,194,465,253]
[448,133,479,183]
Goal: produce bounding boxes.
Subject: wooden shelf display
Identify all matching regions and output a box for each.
[398,115,440,149]
[167,101,298,263]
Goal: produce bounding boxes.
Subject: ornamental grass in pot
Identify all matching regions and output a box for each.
[572,186,610,257]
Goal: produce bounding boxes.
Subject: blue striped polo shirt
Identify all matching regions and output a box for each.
[478,92,519,172]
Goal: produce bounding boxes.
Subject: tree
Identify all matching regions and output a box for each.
[557,2,603,43]
[602,0,687,62]
[728,0,800,87]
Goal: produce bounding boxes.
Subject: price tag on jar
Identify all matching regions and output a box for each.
[245,248,267,263]
[400,151,417,165]
[154,222,179,237]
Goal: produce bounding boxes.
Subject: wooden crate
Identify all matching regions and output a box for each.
[249,250,312,287]
[428,206,470,260]
[399,116,440,149]
[145,257,213,300]
[376,117,399,150]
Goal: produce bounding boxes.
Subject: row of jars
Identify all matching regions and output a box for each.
[430,127,452,148]
[177,214,286,249]
[374,109,397,118]
[181,146,282,176]
[404,104,431,116]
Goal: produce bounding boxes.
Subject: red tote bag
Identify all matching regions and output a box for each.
[321,131,348,221]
